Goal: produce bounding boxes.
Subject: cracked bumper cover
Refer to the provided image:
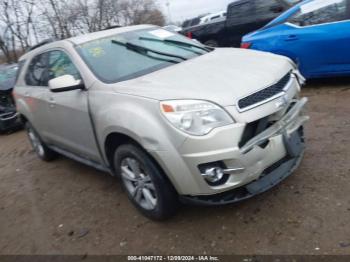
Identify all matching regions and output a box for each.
[179,98,308,205]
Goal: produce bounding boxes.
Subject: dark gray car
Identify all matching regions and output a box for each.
[0,64,22,132]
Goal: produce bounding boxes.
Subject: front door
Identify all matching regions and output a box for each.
[46,50,101,162]
[20,52,52,140]
[281,0,350,77]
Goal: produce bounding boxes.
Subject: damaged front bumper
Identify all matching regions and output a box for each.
[180,146,304,206]
[0,91,22,132]
[241,97,309,154]
[178,98,308,205]
[0,111,22,132]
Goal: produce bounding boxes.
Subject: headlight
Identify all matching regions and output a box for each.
[160,100,234,136]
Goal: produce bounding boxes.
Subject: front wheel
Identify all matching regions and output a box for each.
[114,144,179,220]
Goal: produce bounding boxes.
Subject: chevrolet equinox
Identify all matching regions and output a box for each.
[14,25,309,220]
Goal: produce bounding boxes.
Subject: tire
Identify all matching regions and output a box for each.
[25,122,57,161]
[114,144,179,220]
[204,40,219,47]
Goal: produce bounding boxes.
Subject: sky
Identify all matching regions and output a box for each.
[157,0,237,23]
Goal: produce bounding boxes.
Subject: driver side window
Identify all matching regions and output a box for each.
[25,52,49,87]
[48,50,81,81]
[289,0,349,26]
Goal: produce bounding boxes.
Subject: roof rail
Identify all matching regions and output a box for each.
[27,39,56,52]
[103,25,122,30]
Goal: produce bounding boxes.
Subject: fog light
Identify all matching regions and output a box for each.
[202,167,225,183]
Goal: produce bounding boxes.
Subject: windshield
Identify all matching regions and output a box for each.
[76,28,209,83]
[0,65,18,91]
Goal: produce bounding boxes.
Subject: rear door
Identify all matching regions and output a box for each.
[45,49,101,161]
[281,0,350,77]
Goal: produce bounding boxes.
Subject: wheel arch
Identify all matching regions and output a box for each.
[104,132,141,172]
[19,113,28,124]
[103,131,179,194]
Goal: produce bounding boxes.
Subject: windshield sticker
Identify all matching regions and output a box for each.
[88,47,105,57]
[300,0,343,14]
[149,29,175,39]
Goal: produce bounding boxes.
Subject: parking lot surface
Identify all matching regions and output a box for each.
[0,80,350,255]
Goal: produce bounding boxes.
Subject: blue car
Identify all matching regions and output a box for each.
[242,0,350,79]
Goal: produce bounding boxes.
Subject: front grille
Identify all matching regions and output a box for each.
[0,93,15,114]
[238,116,272,148]
[239,101,297,149]
[238,72,291,110]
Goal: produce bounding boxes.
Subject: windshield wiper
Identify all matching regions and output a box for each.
[111,40,188,62]
[139,37,213,53]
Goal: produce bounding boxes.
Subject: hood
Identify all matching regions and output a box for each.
[0,64,18,92]
[112,48,294,106]
[0,78,16,92]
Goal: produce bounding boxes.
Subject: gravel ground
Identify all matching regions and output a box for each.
[0,80,350,255]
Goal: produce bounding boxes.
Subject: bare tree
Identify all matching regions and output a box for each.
[0,0,166,62]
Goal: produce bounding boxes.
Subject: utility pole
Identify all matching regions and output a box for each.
[166,1,172,24]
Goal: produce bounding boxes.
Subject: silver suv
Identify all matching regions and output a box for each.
[14,25,309,220]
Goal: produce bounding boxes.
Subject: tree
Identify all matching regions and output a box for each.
[0,0,166,63]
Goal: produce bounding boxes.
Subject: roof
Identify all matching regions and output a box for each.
[69,24,155,45]
[20,24,157,60]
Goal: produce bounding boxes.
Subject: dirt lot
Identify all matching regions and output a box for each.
[0,80,350,255]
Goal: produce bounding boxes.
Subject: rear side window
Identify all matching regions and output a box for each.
[227,1,253,24]
[288,0,349,26]
[47,50,81,81]
[25,53,49,87]
[190,18,200,27]
[255,0,287,19]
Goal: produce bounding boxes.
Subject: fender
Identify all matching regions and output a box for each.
[88,91,187,165]
[15,94,35,125]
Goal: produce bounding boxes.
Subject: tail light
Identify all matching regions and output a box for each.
[186,32,193,39]
[241,42,252,49]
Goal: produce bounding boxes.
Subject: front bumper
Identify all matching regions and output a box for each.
[151,96,308,197]
[180,137,304,205]
[0,111,22,132]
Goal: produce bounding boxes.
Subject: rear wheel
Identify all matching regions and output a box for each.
[114,144,179,220]
[25,122,57,161]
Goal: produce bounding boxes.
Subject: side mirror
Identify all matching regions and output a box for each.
[48,75,85,93]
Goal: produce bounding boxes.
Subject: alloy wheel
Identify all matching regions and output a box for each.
[120,157,158,210]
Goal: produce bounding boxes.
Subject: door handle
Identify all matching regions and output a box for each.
[49,97,56,108]
[285,35,298,41]
[24,92,30,97]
